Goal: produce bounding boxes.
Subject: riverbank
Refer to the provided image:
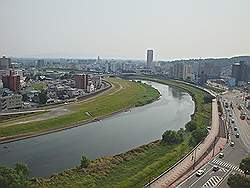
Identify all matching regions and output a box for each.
[28,78,212,188]
[0,78,160,142]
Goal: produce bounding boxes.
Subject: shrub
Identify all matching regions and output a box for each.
[0,163,29,188]
[81,155,90,168]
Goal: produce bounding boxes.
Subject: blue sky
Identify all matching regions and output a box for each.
[0,0,250,60]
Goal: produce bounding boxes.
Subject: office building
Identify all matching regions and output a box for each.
[75,74,89,91]
[146,49,153,69]
[0,56,11,70]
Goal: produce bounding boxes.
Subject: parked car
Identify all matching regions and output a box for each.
[234,127,237,131]
[196,169,205,177]
[231,119,235,123]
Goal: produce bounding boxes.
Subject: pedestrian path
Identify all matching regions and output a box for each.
[202,176,221,187]
[211,159,244,173]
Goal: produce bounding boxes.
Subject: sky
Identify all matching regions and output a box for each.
[0,0,250,60]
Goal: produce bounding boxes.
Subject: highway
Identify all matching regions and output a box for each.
[178,90,249,188]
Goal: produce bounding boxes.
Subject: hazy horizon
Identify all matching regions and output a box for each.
[1,0,250,60]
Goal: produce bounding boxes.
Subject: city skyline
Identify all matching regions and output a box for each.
[0,0,250,60]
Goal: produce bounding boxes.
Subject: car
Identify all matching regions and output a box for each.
[234,127,237,131]
[196,169,205,177]
[230,141,235,147]
[219,152,224,158]
[229,114,232,117]
[213,165,219,171]
[231,119,235,123]
[236,133,240,138]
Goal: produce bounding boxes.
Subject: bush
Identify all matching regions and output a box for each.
[227,173,250,188]
[80,155,90,168]
[0,163,29,188]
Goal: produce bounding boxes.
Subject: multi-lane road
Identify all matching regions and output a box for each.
[178,90,250,188]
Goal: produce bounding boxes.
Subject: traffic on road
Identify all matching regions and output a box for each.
[178,90,249,188]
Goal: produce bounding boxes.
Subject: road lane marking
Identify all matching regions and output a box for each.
[202,176,222,187]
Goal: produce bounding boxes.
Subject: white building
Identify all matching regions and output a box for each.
[0,94,22,111]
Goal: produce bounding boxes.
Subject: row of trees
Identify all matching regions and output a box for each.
[162,120,208,146]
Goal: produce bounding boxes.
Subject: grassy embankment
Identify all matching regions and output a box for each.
[29,78,212,188]
[0,78,160,138]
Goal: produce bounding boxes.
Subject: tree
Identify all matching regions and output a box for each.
[227,173,250,188]
[162,130,184,145]
[239,156,250,175]
[190,127,207,145]
[22,94,29,101]
[185,121,197,132]
[38,90,48,104]
[80,155,90,168]
[0,163,29,188]
[204,94,214,104]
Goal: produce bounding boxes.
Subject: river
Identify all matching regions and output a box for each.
[0,81,195,177]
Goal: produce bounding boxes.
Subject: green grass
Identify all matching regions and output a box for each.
[31,82,47,91]
[0,78,160,138]
[27,78,212,188]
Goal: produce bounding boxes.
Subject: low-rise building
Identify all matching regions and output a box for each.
[0,94,22,111]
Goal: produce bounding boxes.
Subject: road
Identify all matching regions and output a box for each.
[178,90,250,188]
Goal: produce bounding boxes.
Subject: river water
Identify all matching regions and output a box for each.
[0,81,195,177]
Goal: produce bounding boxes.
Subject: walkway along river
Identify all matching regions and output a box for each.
[0,81,195,177]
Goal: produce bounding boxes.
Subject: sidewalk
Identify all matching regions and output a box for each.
[147,99,220,188]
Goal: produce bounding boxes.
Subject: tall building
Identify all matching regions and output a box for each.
[231,61,250,83]
[2,71,20,92]
[0,56,11,70]
[231,63,240,82]
[75,74,89,91]
[146,49,153,69]
[37,59,45,68]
